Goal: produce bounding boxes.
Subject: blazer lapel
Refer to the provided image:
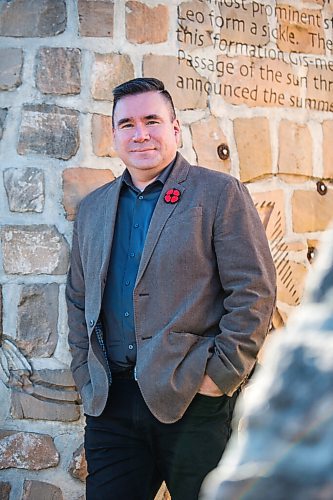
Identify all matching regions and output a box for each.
[135,154,190,286]
[99,177,123,282]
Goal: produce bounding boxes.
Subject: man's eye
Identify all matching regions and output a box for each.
[120,123,133,129]
[147,120,159,125]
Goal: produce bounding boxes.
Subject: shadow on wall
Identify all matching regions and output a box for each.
[201,228,333,499]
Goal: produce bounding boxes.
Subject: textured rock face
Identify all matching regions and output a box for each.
[91,53,134,101]
[125,1,169,44]
[22,480,63,500]
[62,167,115,220]
[36,47,81,95]
[68,444,87,482]
[0,431,59,470]
[0,482,11,500]
[18,104,80,160]
[11,368,80,422]
[0,109,7,140]
[78,0,114,37]
[16,283,59,357]
[0,0,66,37]
[0,48,23,90]
[1,225,69,275]
[202,229,333,500]
[4,168,44,212]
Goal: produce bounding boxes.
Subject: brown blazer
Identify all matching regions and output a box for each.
[66,153,276,423]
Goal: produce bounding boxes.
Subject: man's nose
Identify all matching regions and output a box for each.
[133,124,150,142]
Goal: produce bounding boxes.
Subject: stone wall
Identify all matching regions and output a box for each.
[0,0,332,498]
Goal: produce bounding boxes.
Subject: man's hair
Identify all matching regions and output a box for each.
[112,77,176,125]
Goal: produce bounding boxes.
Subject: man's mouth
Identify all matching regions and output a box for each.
[130,148,156,153]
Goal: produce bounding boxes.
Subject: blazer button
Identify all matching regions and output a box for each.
[89,319,94,327]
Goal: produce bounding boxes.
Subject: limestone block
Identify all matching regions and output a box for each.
[16,283,58,357]
[217,3,269,46]
[251,190,286,242]
[190,116,231,173]
[276,260,307,306]
[292,189,333,232]
[0,109,7,140]
[278,120,312,177]
[276,5,325,54]
[0,0,66,37]
[307,65,333,112]
[91,53,134,101]
[0,48,23,90]
[177,0,212,48]
[234,117,272,182]
[126,1,169,44]
[1,225,69,275]
[323,120,333,179]
[22,480,63,500]
[11,392,80,421]
[68,444,87,482]
[0,431,59,470]
[63,167,115,220]
[11,367,80,421]
[91,114,116,157]
[36,47,81,95]
[18,104,80,160]
[208,56,300,109]
[251,190,305,306]
[3,167,44,213]
[0,482,11,500]
[78,0,114,37]
[31,368,75,387]
[143,55,208,110]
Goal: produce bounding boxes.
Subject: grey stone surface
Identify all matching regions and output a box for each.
[3,167,44,212]
[68,443,87,482]
[0,109,7,140]
[202,229,333,500]
[0,339,32,390]
[0,482,11,500]
[11,367,80,422]
[0,431,59,470]
[11,392,80,422]
[78,0,114,37]
[16,283,58,357]
[0,286,2,342]
[31,368,76,387]
[22,480,63,500]
[0,48,23,90]
[36,47,81,95]
[1,225,69,275]
[18,104,80,160]
[0,0,66,37]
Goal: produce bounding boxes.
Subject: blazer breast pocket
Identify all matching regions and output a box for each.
[163,206,203,230]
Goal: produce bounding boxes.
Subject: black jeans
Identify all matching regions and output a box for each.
[84,379,238,500]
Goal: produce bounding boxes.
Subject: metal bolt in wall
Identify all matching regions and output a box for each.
[217,144,230,160]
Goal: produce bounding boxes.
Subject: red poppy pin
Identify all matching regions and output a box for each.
[164,188,181,204]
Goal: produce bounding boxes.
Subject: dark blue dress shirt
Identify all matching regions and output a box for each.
[101,161,174,371]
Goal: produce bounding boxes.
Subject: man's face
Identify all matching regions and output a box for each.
[112,91,180,177]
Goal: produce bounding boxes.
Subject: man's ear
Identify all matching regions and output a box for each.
[173,119,181,144]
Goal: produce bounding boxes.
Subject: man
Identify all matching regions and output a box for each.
[66,77,276,500]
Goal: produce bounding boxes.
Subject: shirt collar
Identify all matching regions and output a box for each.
[122,156,176,192]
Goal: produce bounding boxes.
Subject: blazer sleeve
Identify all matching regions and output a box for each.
[205,178,276,395]
[65,216,90,393]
